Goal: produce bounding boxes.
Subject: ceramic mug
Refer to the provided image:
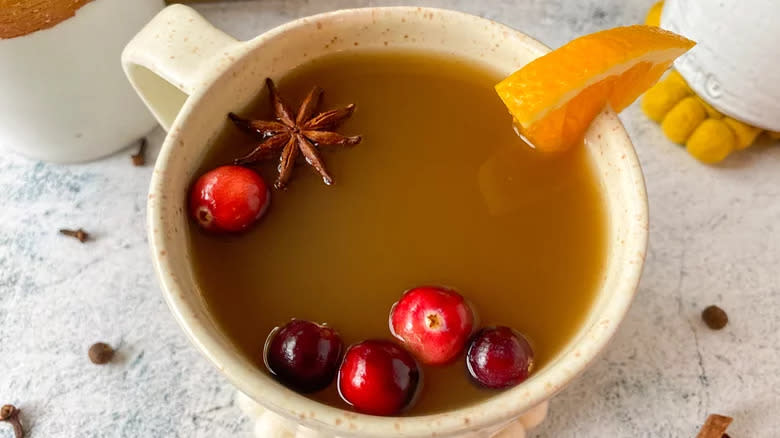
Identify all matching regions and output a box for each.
[661,0,780,131]
[0,0,163,162]
[123,5,648,437]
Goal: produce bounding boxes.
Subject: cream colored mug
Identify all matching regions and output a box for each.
[123,5,648,437]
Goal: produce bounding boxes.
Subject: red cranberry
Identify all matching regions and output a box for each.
[466,326,534,389]
[264,320,344,393]
[389,286,475,365]
[189,165,270,232]
[338,340,421,416]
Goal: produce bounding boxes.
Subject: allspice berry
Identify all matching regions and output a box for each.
[88,342,114,365]
[702,305,729,330]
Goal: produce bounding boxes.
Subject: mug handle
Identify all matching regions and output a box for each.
[121,5,240,131]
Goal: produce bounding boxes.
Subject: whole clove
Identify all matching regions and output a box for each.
[59,228,89,243]
[131,138,147,166]
[0,404,24,438]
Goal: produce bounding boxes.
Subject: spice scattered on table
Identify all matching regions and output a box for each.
[0,404,24,438]
[88,342,115,365]
[696,414,733,438]
[59,228,89,243]
[131,138,147,166]
[702,305,729,330]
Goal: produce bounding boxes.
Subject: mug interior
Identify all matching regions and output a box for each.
[148,7,647,436]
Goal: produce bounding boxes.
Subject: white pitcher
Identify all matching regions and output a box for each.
[661,0,780,131]
[0,0,163,162]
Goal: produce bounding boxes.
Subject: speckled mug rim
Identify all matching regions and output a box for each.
[147,6,648,437]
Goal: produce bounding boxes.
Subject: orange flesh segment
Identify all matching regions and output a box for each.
[496,25,695,151]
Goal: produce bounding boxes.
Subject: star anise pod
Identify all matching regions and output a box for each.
[228,78,362,189]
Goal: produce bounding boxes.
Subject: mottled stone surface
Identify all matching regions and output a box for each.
[1,0,779,437]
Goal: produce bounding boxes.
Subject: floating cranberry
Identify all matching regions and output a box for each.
[389,286,475,365]
[189,165,270,232]
[264,320,343,393]
[466,326,534,389]
[338,340,421,416]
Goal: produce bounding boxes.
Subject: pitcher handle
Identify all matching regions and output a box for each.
[121,4,240,131]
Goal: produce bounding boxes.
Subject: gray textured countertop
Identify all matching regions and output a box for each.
[2,0,779,437]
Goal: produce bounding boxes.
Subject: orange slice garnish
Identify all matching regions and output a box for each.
[495,25,695,151]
